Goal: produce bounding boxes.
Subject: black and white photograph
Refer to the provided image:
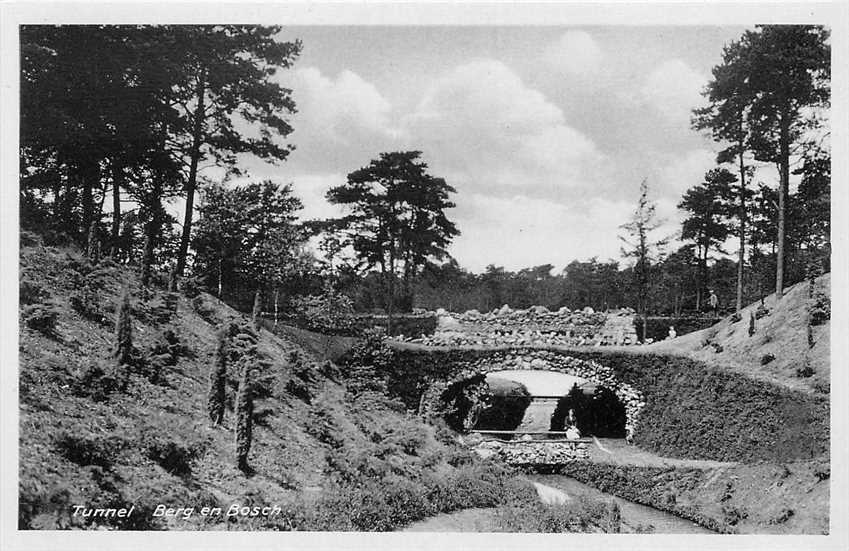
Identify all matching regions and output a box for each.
[1,2,846,549]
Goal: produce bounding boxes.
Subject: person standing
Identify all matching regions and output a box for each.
[708,289,719,314]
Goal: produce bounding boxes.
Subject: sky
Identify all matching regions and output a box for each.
[228,25,758,273]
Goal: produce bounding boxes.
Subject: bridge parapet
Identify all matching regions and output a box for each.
[468,435,591,464]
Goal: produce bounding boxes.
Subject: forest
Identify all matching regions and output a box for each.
[20,25,830,322]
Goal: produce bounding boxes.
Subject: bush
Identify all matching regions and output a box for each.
[146,439,204,477]
[22,302,59,334]
[208,326,230,425]
[19,276,48,305]
[235,361,255,473]
[809,289,830,326]
[181,276,203,298]
[52,432,124,469]
[291,290,356,334]
[495,496,622,533]
[72,361,122,401]
[191,295,219,325]
[114,286,133,368]
[760,353,775,365]
[70,287,110,326]
[796,362,815,378]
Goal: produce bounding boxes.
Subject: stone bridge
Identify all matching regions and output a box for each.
[412,347,646,443]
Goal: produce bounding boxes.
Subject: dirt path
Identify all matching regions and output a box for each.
[587,438,735,469]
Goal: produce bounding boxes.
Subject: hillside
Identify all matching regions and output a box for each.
[648,274,830,395]
[19,237,602,532]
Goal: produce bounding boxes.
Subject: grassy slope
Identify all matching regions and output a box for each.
[19,243,329,529]
[649,274,830,395]
[19,241,564,532]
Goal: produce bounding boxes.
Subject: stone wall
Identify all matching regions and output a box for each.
[397,305,638,347]
[419,349,645,441]
[468,436,591,464]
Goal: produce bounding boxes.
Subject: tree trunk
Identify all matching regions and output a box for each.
[80,158,98,246]
[775,114,790,297]
[252,289,262,330]
[217,256,223,298]
[736,173,746,312]
[110,162,123,258]
[386,269,395,336]
[141,177,163,287]
[735,129,747,312]
[176,71,207,277]
[274,288,279,328]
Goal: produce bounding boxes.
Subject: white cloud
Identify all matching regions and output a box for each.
[655,148,717,197]
[542,30,604,77]
[449,194,633,272]
[278,67,398,170]
[639,59,708,125]
[401,59,603,193]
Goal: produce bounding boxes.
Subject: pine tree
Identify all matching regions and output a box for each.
[235,360,254,473]
[207,327,229,425]
[619,179,668,342]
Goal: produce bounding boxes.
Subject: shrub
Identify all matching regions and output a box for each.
[72,361,122,401]
[495,496,622,533]
[19,276,48,305]
[181,276,203,298]
[208,327,230,425]
[796,362,815,378]
[52,432,124,469]
[191,295,218,325]
[69,287,110,326]
[22,302,59,334]
[769,508,795,525]
[809,289,830,326]
[291,290,356,334]
[251,290,262,330]
[146,439,203,477]
[760,353,775,365]
[114,285,133,368]
[285,378,312,403]
[235,361,254,473]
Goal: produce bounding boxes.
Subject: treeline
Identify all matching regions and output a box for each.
[19,25,830,322]
[20,25,302,290]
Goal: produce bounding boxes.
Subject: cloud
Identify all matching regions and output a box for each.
[449,193,633,272]
[639,59,708,125]
[541,30,604,77]
[654,148,717,197]
[401,59,602,195]
[279,67,398,170]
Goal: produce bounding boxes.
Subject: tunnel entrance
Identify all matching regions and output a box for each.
[436,370,626,439]
[418,351,644,442]
[549,383,627,438]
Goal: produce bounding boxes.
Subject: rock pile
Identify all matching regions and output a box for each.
[470,439,590,464]
[398,305,638,347]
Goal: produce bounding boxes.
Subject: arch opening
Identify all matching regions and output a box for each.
[549,383,627,438]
